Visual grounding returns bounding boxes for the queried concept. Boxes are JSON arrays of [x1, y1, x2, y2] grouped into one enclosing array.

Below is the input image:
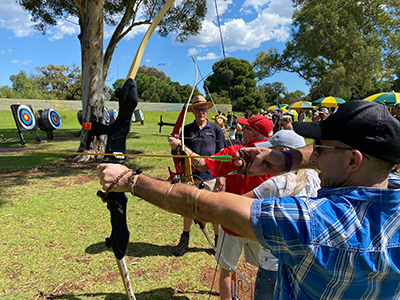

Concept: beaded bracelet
[[107, 169, 132, 194]]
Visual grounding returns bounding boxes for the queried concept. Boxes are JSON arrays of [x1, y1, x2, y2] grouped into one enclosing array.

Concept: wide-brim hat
[[187, 95, 214, 112]]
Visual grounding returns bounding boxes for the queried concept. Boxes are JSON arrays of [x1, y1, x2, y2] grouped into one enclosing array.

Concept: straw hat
[[187, 95, 214, 112]]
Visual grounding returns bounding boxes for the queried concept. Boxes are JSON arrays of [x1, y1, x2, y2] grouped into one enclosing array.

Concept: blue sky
[[0, 0, 310, 96]]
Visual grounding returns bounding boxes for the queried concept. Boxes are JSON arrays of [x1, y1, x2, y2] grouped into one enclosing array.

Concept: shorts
[[214, 228, 260, 270], [254, 267, 277, 300]]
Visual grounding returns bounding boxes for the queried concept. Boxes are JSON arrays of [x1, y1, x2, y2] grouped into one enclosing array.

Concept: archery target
[[138, 109, 145, 121], [104, 107, 110, 124], [110, 109, 118, 124], [131, 110, 145, 123], [42, 108, 61, 130], [17, 105, 36, 131]]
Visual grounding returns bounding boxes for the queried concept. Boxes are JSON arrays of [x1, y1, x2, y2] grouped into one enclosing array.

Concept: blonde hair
[[285, 169, 309, 196], [280, 115, 292, 123]]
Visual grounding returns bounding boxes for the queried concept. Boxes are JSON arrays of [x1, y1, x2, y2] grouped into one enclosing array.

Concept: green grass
[[3, 109, 319, 299], [0, 109, 237, 300]]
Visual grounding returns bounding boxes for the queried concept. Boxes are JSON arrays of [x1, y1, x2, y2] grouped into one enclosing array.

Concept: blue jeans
[[254, 267, 277, 300]]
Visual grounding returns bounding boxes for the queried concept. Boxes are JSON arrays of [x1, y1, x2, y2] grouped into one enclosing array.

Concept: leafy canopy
[[205, 57, 265, 112], [253, 0, 400, 97]]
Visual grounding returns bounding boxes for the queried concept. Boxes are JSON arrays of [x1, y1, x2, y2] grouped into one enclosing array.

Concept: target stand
[[35, 108, 62, 140], [132, 109, 145, 125], [109, 109, 119, 125], [10, 104, 41, 145], [78, 108, 111, 125]]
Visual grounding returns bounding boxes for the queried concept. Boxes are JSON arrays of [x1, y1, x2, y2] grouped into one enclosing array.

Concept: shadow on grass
[[46, 287, 199, 299], [0, 128, 140, 147], [0, 128, 82, 145], [86, 241, 213, 258], [0, 152, 152, 208]]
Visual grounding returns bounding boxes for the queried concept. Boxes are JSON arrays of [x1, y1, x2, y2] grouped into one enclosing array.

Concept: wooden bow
[[83, 1, 177, 298]]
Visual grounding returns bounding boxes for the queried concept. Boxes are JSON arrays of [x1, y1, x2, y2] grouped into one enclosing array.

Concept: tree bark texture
[[79, 0, 106, 155]]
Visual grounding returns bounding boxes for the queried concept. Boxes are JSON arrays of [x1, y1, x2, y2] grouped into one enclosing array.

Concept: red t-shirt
[[205, 141, 273, 236]]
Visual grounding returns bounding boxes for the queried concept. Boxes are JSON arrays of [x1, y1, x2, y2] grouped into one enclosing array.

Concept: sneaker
[[173, 233, 190, 256]]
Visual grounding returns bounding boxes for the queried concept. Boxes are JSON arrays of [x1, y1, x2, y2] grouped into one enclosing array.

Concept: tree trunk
[[103, 1, 136, 84], [78, 0, 106, 158]]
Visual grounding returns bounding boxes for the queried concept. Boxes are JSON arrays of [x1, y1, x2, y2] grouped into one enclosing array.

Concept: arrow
[[33, 150, 238, 162]]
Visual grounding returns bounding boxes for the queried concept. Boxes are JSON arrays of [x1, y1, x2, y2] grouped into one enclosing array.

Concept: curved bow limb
[[126, 0, 176, 80], [84, 1, 177, 298]]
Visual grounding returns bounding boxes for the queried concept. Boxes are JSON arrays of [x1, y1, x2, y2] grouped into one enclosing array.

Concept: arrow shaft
[[33, 150, 237, 162]]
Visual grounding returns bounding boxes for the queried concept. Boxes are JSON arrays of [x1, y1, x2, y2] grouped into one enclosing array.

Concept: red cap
[[237, 115, 273, 137]]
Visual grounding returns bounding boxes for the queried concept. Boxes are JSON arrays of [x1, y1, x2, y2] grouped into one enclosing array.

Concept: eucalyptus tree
[[17, 0, 207, 153]]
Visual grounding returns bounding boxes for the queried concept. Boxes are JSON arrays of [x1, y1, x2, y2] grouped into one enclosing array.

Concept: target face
[[47, 108, 61, 130], [131, 112, 136, 122], [104, 108, 110, 124], [109, 109, 118, 124], [17, 105, 36, 131], [139, 110, 145, 121]]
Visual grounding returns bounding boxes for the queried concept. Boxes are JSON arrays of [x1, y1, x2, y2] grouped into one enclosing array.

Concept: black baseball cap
[[293, 100, 400, 164]]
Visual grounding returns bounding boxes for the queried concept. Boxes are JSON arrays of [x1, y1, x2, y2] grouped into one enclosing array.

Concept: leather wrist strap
[[282, 150, 292, 173]]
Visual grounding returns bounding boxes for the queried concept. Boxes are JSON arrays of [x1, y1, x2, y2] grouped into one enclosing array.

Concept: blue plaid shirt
[[251, 176, 400, 300]]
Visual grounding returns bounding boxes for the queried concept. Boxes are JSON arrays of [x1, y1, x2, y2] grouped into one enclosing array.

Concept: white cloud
[[197, 52, 220, 61], [123, 24, 149, 40], [242, 0, 294, 17], [145, 59, 151, 63], [184, 0, 293, 52], [188, 47, 199, 56], [205, 0, 233, 20], [0, 1, 80, 40], [264, 0, 295, 18], [1, 49, 13, 55], [48, 17, 79, 41], [0, 2, 35, 37], [11, 59, 31, 65], [242, 0, 270, 13]]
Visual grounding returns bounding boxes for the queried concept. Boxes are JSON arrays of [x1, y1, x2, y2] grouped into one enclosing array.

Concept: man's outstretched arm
[[97, 163, 255, 240]]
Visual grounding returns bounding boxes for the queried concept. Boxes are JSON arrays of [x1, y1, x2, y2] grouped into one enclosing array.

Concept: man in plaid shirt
[[98, 100, 400, 299], [242, 100, 400, 299]]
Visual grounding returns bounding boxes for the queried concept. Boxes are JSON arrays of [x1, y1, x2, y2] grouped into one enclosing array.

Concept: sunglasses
[[193, 108, 208, 113], [313, 143, 369, 159]]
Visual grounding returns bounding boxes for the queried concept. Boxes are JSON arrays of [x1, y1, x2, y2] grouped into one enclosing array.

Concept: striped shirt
[[251, 181, 400, 300]]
